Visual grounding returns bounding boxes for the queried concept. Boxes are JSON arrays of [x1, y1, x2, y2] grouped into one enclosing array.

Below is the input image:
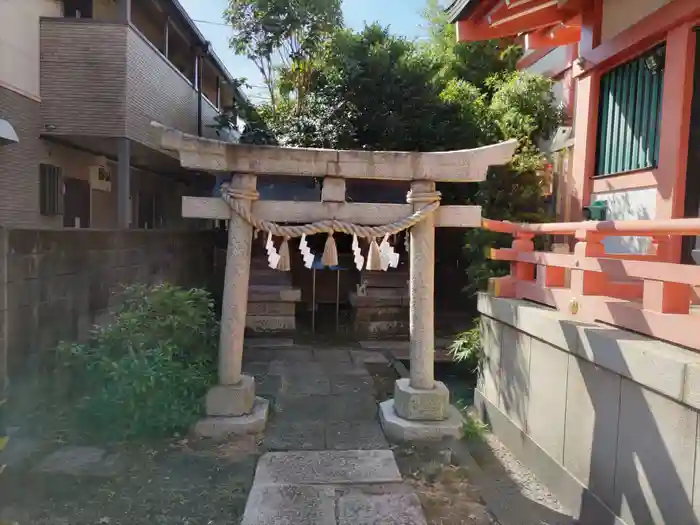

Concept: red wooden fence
[[483, 218, 700, 351]]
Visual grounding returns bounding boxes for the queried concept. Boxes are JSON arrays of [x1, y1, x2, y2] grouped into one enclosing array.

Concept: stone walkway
[[240, 344, 429, 525]]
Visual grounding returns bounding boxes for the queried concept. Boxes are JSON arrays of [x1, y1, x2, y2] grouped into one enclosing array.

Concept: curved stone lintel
[[151, 121, 517, 182]]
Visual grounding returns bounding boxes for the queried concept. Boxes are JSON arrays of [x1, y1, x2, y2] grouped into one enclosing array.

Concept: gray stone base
[[379, 399, 462, 442], [194, 397, 269, 438], [206, 375, 256, 417], [393, 378, 450, 421]]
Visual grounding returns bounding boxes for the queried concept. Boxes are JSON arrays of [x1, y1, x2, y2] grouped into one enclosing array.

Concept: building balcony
[[39, 17, 223, 170]]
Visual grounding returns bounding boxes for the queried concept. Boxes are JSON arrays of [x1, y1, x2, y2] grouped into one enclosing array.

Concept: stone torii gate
[[153, 122, 516, 441]]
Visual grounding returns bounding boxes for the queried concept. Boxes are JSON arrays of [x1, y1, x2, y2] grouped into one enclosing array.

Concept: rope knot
[[224, 183, 260, 202], [406, 189, 441, 205]]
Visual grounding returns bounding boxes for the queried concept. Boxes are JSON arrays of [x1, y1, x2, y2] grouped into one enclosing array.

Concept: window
[[62, 0, 93, 18], [39, 164, 64, 216], [596, 45, 666, 177]]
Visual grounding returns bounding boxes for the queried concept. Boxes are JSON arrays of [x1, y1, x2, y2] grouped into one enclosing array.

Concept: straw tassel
[[276, 237, 291, 271], [366, 237, 383, 271], [322, 232, 338, 267]]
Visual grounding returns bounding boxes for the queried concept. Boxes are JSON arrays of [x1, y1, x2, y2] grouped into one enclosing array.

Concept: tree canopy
[[227, 0, 563, 297], [224, 0, 342, 109]]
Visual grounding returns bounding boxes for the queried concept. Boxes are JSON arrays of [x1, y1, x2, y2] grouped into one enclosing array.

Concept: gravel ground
[[394, 442, 499, 525], [459, 430, 578, 525]]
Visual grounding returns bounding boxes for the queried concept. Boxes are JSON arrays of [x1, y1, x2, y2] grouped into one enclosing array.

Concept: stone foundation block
[[247, 302, 296, 316], [393, 378, 450, 421], [195, 397, 269, 438], [206, 375, 256, 417], [246, 315, 296, 332], [379, 399, 462, 442]]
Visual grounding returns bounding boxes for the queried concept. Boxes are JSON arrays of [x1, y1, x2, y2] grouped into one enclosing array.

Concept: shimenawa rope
[[220, 185, 441, 239]]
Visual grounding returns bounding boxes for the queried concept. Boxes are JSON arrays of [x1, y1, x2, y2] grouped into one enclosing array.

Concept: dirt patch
[[367, 366, 496, 525], [366, 362, 399, 403], [0, 436, 260, 525], [394, 443, 497, 525]]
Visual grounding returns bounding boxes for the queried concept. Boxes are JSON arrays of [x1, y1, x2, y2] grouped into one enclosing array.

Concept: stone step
[[249, 285, 302, 303], [250, 270, 294, 287], [241, 485, 427, 525], [241, 450, 426, 525], [349, 292, 408, 308], [254, 450, 401, 485], [244, 338, 294, 348], [360, 271, 409, 289], [246, 315, 295, 332]]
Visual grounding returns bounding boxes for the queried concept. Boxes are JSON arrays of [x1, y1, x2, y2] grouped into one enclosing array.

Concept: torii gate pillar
[[378, 180, 463, 441], [194, 173, 269, 438]]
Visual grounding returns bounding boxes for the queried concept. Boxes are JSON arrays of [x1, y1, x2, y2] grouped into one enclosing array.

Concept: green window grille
[[596, 45, 666, 177]]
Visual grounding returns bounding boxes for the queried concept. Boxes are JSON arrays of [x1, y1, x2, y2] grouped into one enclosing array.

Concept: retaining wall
[[0, 228, 217, 383], [477, 292, 700, 525]]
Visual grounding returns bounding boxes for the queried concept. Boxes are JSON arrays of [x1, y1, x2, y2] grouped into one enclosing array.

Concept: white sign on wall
[[89, 165, 112, 192]]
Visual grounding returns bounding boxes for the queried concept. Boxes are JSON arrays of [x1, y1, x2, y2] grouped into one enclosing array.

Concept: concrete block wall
[[477, 293, 700, 525], [0, 228, 217, 381]]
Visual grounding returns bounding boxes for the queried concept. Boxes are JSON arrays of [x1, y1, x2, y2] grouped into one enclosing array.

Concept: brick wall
[[0, 228, 218, 381], [0, 86, 61, 229], [40, 18, 128, 137], [126, 27, 199, 148], [39, 18, 218, 147], [0, 228, 6, 391]]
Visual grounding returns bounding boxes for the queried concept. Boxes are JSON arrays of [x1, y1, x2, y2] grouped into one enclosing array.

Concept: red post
[[571, 231, 607, 296]]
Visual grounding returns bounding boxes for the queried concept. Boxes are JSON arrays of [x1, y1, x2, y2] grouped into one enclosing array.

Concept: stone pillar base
[[379, 399, 462, 442], [393, 378, 450, 421], [206, 375, 258, 417], [194, 375, 269, 438], [194, 397, 269, 439]]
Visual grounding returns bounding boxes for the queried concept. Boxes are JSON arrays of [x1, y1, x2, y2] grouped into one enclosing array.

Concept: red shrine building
[[448, 0, 700, 264]]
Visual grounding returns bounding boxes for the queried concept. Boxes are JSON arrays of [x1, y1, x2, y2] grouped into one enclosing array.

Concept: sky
[[178, 0, 443, 102]]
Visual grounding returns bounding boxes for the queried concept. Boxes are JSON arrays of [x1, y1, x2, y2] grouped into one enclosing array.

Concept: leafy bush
[[58, 284, 218, 441], [462, 413, 489, 441], [448, 325, 483, 373]]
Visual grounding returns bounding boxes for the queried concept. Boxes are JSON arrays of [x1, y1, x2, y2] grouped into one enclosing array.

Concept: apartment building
[[0, 0, 242, 229]]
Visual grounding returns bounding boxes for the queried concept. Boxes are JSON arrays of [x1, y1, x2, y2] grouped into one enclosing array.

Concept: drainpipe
[[164, 18, 170, 59], [196, 53, 203, 137]]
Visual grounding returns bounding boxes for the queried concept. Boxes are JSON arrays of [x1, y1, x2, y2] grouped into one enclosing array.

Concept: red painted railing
[[482, 218, 700, 351]]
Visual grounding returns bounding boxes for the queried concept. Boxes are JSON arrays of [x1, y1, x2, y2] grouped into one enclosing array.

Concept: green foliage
[[420, 0, 521, 88], [249, 0, 562, 300], [461, 72, 562, 293], [487, 71, 562, 143], [461, 414, 489, 440], [449, 326, 483, 372], [266, 24, 480, 152], [224, 0, 343, 108], [58, 284, 218, 441]]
